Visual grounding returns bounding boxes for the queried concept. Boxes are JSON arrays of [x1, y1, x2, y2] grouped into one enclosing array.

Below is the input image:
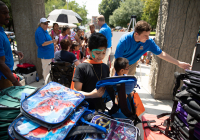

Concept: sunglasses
[[43, 22, 49, 25]]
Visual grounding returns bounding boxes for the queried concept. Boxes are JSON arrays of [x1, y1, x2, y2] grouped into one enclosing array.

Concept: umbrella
[[115, 26, 122, 30], [47, 9, 82, 23], [48, 20, 77, 28]]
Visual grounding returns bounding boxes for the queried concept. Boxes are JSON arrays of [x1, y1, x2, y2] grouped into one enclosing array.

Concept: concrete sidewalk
[[14, 60, 173, 139]]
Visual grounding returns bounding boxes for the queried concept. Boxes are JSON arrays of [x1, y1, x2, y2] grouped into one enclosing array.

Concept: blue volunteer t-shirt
[[0, 26, 14, 80], [35, 26, 54, 59], [115, 32, 162, 65], [99, 23, 112, 48]]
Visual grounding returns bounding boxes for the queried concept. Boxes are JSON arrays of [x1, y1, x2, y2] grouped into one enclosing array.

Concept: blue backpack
[[96, 76, 141, 125]]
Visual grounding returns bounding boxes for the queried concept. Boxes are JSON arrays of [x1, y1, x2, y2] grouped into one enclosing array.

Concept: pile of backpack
[[7, 81, 141, 140], [142, 70, 200, 140], [0, 86, 37, 140]]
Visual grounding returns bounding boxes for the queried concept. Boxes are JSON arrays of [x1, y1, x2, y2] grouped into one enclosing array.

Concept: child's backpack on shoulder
[[96, 76, 145, 126]]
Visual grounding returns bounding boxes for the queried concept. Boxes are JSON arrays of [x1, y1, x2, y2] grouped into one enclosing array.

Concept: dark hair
[[62, 25, 70, 33], [88, 33, 107, 51], [53, 23, 58, 29], [0, 1, 6, 7], [114, 57, 129, 73], [71, 41, 79, 51], [135, 21, 151, 35], [60, 39, 70, 50]]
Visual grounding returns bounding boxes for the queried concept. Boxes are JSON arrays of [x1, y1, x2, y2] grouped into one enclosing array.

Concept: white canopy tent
[[48, 20, 77, 28]]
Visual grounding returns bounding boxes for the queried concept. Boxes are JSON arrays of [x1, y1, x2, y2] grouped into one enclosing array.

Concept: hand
[[13, 81, 22, 86], [14, 51, 24, 60], [96, 87, 106, 98], [178, 61, 192, 70], [53, 39, 58, 44]]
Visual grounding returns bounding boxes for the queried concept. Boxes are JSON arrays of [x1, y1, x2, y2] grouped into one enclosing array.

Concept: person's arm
[[42, 39, 57, 46], [68, 35, 72, 45], [74, 60, 80, 66], [12, 50, 24, 60], [75, 34, 80, 43], [0, 56, 21, 86], [74, 81, 105, 98], [157, 51, 192, 70]]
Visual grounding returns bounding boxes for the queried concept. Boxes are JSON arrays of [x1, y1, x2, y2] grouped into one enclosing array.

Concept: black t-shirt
[[54, 50, 78, 63], [73, 62, 110, 110]]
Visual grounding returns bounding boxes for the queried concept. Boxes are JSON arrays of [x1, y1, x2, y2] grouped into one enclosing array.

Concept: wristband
[[12, 79, 18, 84]]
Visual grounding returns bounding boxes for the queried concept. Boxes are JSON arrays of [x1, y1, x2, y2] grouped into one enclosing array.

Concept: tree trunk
[[149, 0, 200, 99], [10, 0, 46, 79]]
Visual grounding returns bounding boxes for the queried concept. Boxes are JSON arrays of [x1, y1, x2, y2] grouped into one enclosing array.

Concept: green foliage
[[109, 0, 144, 27], [98, 0, 121, 26], [45, 0, 66, 17], [141, 0, 160, 29], [45, 0, 88, 25], [62, 0, 88, 25]]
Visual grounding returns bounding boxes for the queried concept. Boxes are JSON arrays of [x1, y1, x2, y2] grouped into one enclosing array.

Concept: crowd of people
[[0, 1, 192, 110]]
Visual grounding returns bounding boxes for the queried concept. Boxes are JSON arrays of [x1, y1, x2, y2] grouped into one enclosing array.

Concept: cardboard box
[[22, 71, 36, 85]]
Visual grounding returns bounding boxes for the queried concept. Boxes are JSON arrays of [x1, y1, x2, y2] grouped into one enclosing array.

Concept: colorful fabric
[[83, 59, 103, 64], [21, 82, 85, 124], [70, 31, 76, 41], [84, 115, 139, 140], [72, 50, 80, 60], [14, 107, 86, 140], [115, 32, 162, 65]]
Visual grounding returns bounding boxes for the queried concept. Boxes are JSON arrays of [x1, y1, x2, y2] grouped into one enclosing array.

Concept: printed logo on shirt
[[138, 46, 143, 50]]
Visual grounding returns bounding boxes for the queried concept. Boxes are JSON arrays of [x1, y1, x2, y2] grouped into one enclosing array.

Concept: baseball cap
[[40, 18, 50, 23]]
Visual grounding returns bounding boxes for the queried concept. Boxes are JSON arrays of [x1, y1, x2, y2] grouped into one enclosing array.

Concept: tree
[[109, 0, 144, 27], [45, 0, 66, 17], [62, 0, 88, 25], [141, 0, 160, 29], [98, 0, 121, 26], [10, 0, 45, 78], [149, 0, 200, 99]]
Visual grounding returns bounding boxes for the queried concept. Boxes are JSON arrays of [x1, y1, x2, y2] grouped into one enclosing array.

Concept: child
[[114, 57, 129, 76], [73, 33, 109, 110], [71, 41, 81, 61]]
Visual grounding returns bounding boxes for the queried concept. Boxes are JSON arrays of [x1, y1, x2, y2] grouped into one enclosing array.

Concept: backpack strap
[[117, 83, 141, 125], [105, 85, 119, 115], [66, 125, 105, 138]]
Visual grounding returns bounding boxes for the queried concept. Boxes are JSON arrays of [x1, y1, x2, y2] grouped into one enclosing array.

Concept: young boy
[[114, 57, 129, 76], [73, 33, 110, 110]]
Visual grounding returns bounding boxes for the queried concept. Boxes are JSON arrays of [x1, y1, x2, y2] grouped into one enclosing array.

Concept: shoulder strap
[[66, 125, 105, 138], [117, 83, 141, 125]]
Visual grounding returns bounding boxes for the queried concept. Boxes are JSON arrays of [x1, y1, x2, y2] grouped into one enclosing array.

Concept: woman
[[35, 18, 57, 81], [57, 26, 72, 51], [50, 23, 61, 40]]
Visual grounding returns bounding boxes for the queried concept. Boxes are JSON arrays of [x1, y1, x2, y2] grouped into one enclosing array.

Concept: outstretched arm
[[157, 51, 192, 70], [74, 81, 105, 98]]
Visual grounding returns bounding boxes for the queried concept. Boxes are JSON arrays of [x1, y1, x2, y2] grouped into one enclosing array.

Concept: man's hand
[[13, 80, 22, 86], [178, 61, 192, 70], [13, 50, 24, 60], [96, 87, 106, 98]]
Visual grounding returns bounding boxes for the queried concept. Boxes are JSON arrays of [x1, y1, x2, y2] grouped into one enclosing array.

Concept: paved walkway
[[14, 60, 173, 139]]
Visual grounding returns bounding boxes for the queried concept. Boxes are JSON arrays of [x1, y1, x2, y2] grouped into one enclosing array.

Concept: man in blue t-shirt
[[115, 21, 191, 75], [98, 15, 112, 65], [0, 1, 24, 89]]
